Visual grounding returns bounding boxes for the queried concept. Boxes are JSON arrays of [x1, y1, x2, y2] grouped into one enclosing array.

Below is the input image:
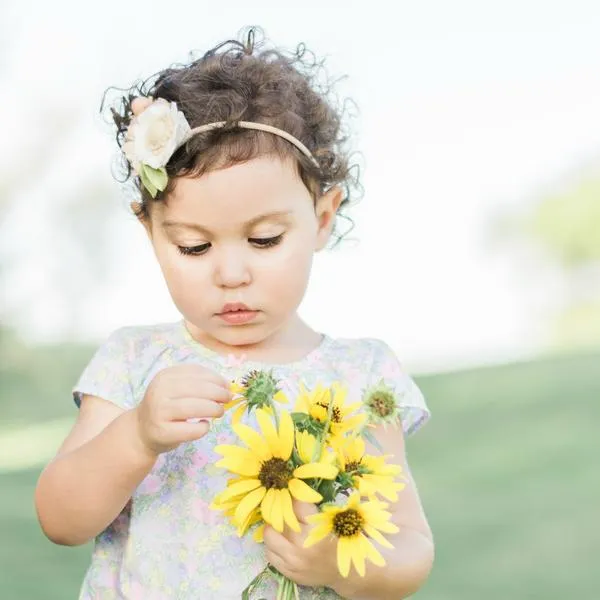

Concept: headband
[[122, 98, 319, 198]]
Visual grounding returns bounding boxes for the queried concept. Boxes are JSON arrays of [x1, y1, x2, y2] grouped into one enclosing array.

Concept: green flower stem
[[311, 389, 337, 496]]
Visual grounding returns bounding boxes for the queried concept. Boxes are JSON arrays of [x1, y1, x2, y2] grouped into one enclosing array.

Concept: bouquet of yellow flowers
[[210, 370, 406, 599]]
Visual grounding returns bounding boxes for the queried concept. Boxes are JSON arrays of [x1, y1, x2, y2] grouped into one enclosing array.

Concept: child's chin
[[216, 326, 268, 348]]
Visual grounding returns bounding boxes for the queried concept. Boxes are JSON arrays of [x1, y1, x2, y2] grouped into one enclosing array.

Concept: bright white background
[[2, 0, 599, 372]]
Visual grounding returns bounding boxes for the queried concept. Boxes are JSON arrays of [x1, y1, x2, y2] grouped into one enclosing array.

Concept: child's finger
[[292, 499, 318, 524], [169, 380, 232, 403], [155, 364, 231, 391], [172, 419, 212, 442], [168, 398, 225, 421], [263, 524, 295, 557]]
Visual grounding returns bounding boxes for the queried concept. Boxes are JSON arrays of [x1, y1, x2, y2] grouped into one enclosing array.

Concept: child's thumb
[[292, 499, 319, 524]]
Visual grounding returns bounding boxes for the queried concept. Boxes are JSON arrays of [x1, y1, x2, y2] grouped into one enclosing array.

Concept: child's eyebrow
[[162, 211, 294, 235]]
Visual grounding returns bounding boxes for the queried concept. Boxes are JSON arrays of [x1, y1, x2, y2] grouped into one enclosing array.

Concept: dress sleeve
[[72, 327, 136, 410], [368, 339, 431, 436]]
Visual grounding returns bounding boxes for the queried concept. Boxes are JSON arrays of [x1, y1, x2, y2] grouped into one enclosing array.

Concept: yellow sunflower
[[304, 492, 399, 577], [213, 408, 338, 534], [227, 370, 288, 425], [294, 383, 366, 443], [335, 436, 406, 502]]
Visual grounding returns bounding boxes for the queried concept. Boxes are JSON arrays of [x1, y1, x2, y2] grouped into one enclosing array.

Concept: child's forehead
[[159, 156, 312, 226], [175, 155, 302, 195]]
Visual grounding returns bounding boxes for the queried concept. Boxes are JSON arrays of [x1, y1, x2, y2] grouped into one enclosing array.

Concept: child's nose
[[213, 248, 251, 288]]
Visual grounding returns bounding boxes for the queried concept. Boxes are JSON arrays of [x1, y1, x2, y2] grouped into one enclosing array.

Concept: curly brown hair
[[102, 27, 361, 243]]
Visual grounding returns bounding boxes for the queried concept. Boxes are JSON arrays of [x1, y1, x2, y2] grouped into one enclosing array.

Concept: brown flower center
[[241, 370, 261, 388], [258, 458, 293, 490], [368, 393, 395, 417], [333, 509, 364, 537], [345, 460, 362, 473], [316, 401, 342, 423]]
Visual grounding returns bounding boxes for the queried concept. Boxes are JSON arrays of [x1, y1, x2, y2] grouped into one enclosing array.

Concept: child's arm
[[35, 364, 230, 546], [35, 396, 155, 546], [262, 424, 434, 599]]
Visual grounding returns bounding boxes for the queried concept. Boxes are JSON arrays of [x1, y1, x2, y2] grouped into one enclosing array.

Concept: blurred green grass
[[1, 341, 597, 599]]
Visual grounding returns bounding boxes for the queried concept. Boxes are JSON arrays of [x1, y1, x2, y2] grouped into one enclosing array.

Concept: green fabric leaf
[[139, 167, 158, 198], [141, 164, 168, 194]]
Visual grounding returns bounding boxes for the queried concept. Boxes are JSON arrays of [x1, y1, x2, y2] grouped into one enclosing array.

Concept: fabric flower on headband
[[122, 98, 191, 198]]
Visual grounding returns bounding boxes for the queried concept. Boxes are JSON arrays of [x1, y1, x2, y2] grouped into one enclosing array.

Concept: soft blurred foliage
[[495, 161, 600, 350], [523, 171, 600, 267]]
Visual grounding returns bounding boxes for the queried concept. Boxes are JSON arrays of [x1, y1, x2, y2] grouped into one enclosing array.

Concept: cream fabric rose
[[123, 99, 191, 171]]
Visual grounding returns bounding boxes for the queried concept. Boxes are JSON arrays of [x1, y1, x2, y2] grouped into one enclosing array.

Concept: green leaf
[[291, 412, 309, 426], [141, 164, 168, 192], [317, 478, 336, 502], [139, 167, 158, 198]]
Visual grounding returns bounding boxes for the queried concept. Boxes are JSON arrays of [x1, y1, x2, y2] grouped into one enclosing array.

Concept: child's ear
[[315, 186, 343, 251], [132, 202, 153, 238]]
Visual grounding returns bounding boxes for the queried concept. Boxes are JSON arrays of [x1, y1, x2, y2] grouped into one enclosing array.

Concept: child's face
[[145, 155, 341, 349]]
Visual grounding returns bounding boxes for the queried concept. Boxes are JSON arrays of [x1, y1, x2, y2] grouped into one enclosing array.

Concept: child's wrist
[[329, 572, 364, 599], [120, 410, 160, 464]]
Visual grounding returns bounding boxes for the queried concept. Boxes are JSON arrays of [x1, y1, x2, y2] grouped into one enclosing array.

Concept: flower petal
[[274, 390, 288, 404], [277, 410, 294, 460], [304, 522, 332, 548], [214, 478, 262, 503], [280, 488, 301, 532], [341, 414, 368, 430], [232, 403, 247, 426], [306, 510, 336, 525], [348, 437, 365, 462], [363, 525, 394, 549], [233, 486, 266, 529], [253, 523, 265, 543], [224, 396, 244, 410], [288, 478, 323, 503], [269, 489, 284, 532], [214, 446, 261, 471], [361, 535, 386, 568], [261, 488, 276, 523], [350, 535, 366, 577], [337, 536, 352, 578], [215, 456, 260, 477], [230, 382, 245, 394], [296, 430, 318, 464], [294, 462, 338, 480], [236, 507, 261, 537], [256, 409, 281, 457], [232, 423, 271, 460], [342, 401, 362, 415]]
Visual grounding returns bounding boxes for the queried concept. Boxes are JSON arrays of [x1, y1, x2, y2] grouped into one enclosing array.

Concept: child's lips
[[220, 302, 251, 313], [217, 310, 259, 325]]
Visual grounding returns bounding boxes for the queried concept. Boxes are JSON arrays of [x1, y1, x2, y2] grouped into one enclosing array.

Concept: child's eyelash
[[177, 243, 211, 256], [176, 235, 283, 257], [249, 234, 284, 248]]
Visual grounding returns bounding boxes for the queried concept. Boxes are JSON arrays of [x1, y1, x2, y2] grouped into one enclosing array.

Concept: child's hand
[[263, 501, 342, 590], [134, 365, 231, 456]]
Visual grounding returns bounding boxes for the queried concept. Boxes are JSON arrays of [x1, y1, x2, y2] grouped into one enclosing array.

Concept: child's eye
[[177, 243, 211, 256], [249, 234, 284, 249]]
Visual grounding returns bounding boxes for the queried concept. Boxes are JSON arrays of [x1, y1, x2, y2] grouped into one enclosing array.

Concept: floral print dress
[[73, 321, 430, 599]]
